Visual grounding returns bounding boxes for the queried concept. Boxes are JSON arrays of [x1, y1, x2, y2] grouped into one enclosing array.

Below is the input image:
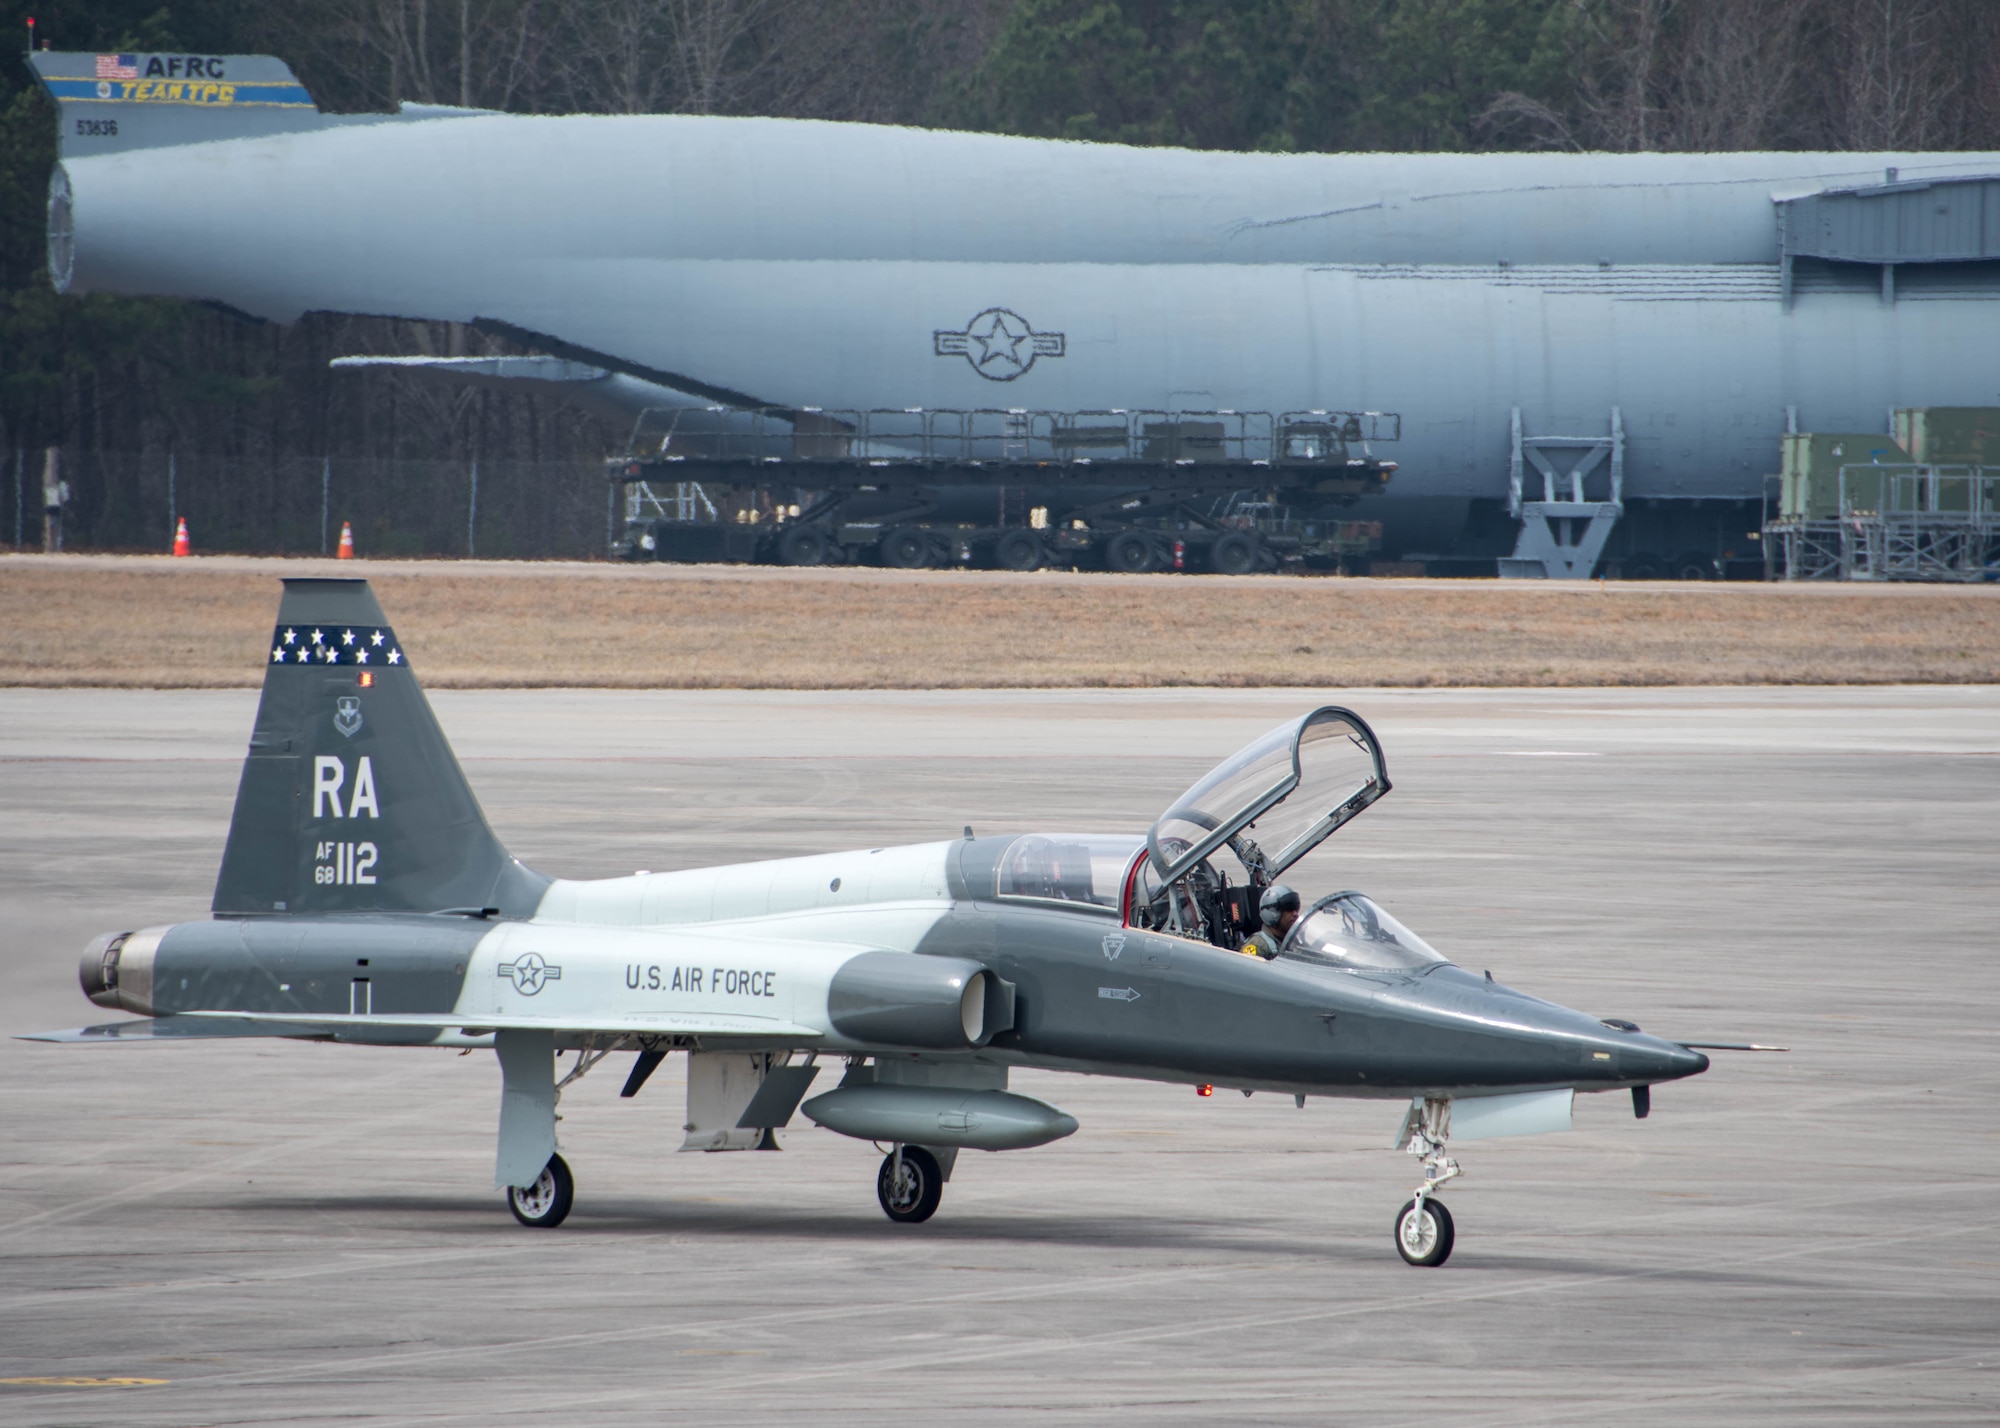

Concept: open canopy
[[1147, 707, 1390, 885]]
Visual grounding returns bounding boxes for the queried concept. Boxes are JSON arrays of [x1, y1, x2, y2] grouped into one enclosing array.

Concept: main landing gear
[[1396, 1098, 1462, 1267], [507, 1152, 575, 1228], [876, 1145, 944, 1224]]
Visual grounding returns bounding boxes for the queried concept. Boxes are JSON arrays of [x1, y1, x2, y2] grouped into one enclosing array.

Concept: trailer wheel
[[995, 531, 1044, 572], [1210, 532, 1260, 576], [779, 526, 830, 567], [1106, 531, 1158, 574], [1623, 553, 1663, 581], [1672, 551, 1716, 581], [880, 528, 932, 569]]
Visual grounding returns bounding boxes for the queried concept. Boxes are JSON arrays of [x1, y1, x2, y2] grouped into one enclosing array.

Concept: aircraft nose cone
[[1628, 1037, 1708, 1082]]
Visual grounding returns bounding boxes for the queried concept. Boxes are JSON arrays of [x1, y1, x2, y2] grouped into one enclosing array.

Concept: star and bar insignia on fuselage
[[933, 308, 1066, 381]]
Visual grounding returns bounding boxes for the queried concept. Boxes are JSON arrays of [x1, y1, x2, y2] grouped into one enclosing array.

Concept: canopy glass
[[1147, 707, 1389, 885], [1280, 892, 1448, 972]]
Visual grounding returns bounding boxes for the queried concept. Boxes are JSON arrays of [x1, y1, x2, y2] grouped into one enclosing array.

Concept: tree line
[[3, 0, 1996, 554]]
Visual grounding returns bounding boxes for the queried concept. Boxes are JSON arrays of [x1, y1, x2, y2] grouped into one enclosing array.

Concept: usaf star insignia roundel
[[934, 308, 1066, 381]]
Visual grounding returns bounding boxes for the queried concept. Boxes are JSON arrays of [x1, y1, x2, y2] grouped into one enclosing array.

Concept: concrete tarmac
[[2, 686, 1997, 1425]]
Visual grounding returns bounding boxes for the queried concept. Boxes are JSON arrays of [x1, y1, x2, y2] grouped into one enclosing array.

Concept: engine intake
[[827, 952, 1012, 1049]]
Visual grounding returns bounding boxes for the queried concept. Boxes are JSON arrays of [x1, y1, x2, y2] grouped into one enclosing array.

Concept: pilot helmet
[[1259, 883, 1301, 928]]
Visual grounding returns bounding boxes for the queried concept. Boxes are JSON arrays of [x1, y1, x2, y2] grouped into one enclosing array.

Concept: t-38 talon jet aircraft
[[26, 578, 1746, 1266]]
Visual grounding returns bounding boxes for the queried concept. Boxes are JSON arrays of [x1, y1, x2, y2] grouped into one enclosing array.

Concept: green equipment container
[[1892, 408, 2000, 466], [1778, 433, 1909, 519]]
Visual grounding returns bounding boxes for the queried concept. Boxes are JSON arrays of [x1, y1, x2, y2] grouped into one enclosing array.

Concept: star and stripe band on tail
[[269, 625, 405, 667]]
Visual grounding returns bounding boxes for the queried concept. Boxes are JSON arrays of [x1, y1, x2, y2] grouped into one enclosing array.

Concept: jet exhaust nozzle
[[801, 1085, 1078, 1151], [77, 927, 165, 1013]]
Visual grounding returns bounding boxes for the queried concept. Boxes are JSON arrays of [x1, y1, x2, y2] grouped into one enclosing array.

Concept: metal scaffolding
[[1765, 464, 2000, 581]]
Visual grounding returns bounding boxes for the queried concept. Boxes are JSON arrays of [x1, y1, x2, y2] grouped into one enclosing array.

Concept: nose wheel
[[1394, 1196, 1455, 1266], [506, 1153, 574, 1228], [876, 1145, 943, 1223], [1394, 1096, 1463, 1266]]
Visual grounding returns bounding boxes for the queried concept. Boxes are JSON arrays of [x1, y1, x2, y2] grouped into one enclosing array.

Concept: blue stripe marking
[[43, 78, 315, 107]]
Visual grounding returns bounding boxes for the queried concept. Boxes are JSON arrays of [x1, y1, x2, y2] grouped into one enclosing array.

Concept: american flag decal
[[269, 625, 406, 668], [95, 54, 139, 80]]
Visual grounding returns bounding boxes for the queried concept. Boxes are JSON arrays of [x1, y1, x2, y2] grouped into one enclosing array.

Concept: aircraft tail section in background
[[212, 578, 548, 919], [26, 52, 333, 160]]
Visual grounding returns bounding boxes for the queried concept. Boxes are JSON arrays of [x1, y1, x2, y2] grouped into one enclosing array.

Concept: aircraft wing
[[328, 355, 701, 424], [20, 1010, 823, 1043]]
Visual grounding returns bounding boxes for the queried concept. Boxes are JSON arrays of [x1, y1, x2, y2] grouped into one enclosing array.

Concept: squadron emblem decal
[[498, 952, 562, 996], [333, 695, 363, 738], [934, 308, 1065, 381]]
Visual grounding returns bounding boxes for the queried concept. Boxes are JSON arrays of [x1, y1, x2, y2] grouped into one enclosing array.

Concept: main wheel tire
[[1673, 551, 1716, 581], [778, 526, 830, 567], [995, 530, 1044, 572], [876, 1146, 944, 1224], [1105, 530, 1158, 574], [1209, 531, 1260, 576], [507, 1153, 575, 1228], [880, 528, 932, 569], [1394, 1196, 1454, 1267]]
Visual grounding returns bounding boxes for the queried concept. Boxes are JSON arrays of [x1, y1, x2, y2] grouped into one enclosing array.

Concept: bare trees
[[248, 0, 1008, 121], [1470, 0, 2000, 154], [1829, 0, 1986, 150]]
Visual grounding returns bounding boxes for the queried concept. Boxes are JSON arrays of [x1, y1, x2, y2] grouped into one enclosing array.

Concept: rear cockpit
[[1132, 707, 1394, 951]]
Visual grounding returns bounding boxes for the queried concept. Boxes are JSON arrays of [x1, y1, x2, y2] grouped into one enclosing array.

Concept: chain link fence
[[2, 448, 615, 559]]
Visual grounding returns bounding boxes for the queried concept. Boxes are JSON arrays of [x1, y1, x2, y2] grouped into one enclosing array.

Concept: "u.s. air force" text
[[625, 965, 777, 997]]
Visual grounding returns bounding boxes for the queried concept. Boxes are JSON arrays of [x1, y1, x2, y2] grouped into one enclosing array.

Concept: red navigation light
[[1196, 1084, 1213, 1097]]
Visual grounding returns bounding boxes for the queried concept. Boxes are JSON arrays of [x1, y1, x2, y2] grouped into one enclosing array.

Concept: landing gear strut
[[876, 1145, 943, 1223], [507, 1152, 575, 1228], [1396, 1097, 1461, 1266]]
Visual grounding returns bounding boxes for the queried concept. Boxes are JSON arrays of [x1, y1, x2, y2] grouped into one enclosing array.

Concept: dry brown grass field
[[3, 554, 1997, 688]]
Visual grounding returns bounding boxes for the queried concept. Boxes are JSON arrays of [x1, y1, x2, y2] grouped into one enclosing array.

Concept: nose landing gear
[[1395, 1196, 1455, 1266], [1395, 1097, 1461, 1266]]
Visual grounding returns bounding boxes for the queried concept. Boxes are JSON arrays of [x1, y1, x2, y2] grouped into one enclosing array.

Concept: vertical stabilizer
[[212, 579, 547, 918], [26, 52, 328, 161]]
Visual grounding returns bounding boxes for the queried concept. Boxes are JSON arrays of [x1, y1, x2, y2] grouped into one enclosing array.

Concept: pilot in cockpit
[[1241, 883, 1300, 959]]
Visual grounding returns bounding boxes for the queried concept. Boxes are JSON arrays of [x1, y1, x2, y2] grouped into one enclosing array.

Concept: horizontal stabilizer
[[18, 1016, 328, 1042]]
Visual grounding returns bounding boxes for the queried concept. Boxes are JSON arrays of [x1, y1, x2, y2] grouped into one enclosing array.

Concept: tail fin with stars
[[212, 578, 548, 918]]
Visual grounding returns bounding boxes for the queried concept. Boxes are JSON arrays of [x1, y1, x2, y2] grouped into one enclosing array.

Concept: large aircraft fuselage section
[[43, 74, 2000, 556]]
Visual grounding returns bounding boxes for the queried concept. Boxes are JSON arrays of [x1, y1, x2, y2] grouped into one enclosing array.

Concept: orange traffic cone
[[172, 517, 190, 557], [336, 521, 355, 559]]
